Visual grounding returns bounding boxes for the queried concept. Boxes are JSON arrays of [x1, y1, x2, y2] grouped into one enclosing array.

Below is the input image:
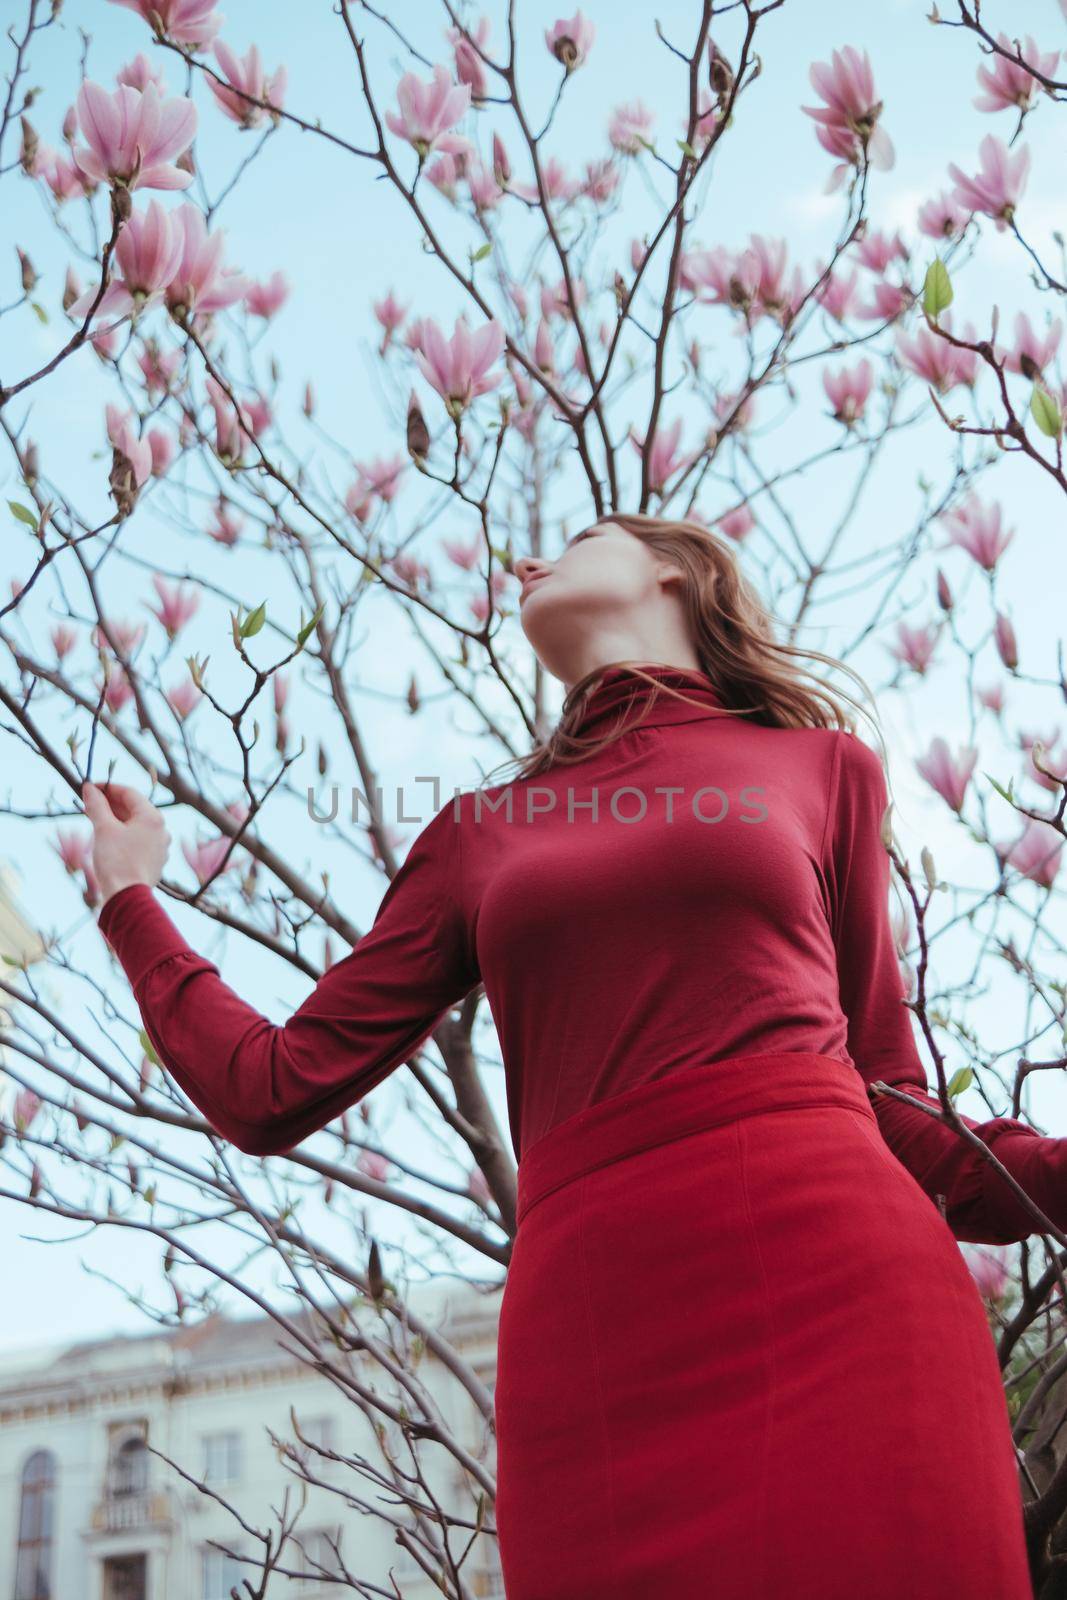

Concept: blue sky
[[1, 0, 1066, 1350]]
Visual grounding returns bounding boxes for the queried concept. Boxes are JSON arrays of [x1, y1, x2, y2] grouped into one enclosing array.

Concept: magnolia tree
[[2, 0, 1067, 1592]]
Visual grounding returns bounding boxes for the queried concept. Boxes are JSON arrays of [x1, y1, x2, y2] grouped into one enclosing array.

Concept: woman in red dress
[[86, 513, 1061, 1598]]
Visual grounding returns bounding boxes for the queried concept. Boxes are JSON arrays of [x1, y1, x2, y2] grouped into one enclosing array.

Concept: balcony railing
[[90, 1489, 174, 1534]]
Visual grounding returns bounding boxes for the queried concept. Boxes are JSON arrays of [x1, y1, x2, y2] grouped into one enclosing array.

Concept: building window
[[296, 1530, 340, 1593], [110, 1435, 149, 1498], [101, 1552, 147, 1600], [201, 1431, 243, 1486], [201, 1547, 244, 1600], [294, 1414, 335, 1473], [14, 1449, 56, 1600]]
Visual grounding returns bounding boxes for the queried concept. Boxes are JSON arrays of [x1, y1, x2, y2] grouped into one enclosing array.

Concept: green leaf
[[922, 258, 953, 320], [1030, 383, 1063, 438], [8, 500, 38, 530], [947, 1066, 973, 1099], [239, 600, 267, 638], [296, 600, 325, 650], [471, 241, 492, 263], [983, 769, 1014, 804]]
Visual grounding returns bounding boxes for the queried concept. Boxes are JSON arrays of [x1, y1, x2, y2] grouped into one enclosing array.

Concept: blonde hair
[[485, 512, 891, 786]]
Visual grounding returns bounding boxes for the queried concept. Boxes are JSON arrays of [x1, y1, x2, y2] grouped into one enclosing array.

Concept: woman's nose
[[514, 555, 552, 583]]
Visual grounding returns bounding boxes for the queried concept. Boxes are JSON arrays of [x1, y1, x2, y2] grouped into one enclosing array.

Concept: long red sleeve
[[827, 729, 1067, 1245], [96, 801, 480, 1155]]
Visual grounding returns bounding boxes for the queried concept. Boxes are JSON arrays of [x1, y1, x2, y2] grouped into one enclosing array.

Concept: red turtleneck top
[[97, 664, 1067, 1244]]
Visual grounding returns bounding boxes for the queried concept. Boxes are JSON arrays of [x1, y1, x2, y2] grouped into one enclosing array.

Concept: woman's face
[[514, 520, 684, 682]]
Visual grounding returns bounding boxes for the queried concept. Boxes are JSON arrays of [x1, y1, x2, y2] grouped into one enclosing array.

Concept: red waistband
[[515, 1051, 875, 1227]]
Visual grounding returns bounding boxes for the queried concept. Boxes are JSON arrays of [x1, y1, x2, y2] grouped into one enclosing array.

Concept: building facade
[[0, 1284, 504, 1600]]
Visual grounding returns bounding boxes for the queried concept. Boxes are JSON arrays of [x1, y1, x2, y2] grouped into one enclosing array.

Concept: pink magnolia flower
[[344, 480, 374, 524], [116, 52, 168, 96], [582, 156, 619, 203], [164, 203, 251, 319], [1002, 311, 1062, 379], [51, 624, 78, 660], [856, 279, 912, 322], [92, 618, 146, 657], [994, 611, 1018, 671], [102, 663, 135, 714], [1001, 817, 1062, 889], [69, 198, 185, 323], [815, 266, 861, 323], [41, 150, 94, 203], [106, 403, 153, 488], [106, 0, 222, 49], [609, 100, 655, 155], [208, 497, 243, 546], [889, 621, 939, 675], [915, 737, 978, 813], [204, 372, 249, 461], [941, 495, 1014, 571], [803, 46, 895, 187], [243, 393, 272, 436], [147, 573, 200, 638], [690, 88, 721, 152], [717, 504, 755, 542], [355, 1148, 392, 1183], [147, 427, 174, 476], [54, 827, 92, 875], [896, 315, 978, 392], [182, 835, 237, 885], [822, 357, 873, 426], [385, 64, 472, 160], [12, 1088, 43, 1134], [852, 229, 908, 274], [467, 157, 504, 210], [138, 342, 181, 396], [373, 290, 408, 352], [917, 190, 970, 241], [71, 79, 196, 191], [546, 11, 596, 71], [948, 134, 1031, 230], [512, 156, 577, 204], [413, 313, 506, 416], [390, 553, 432, 590], [447, 16, 492, 102], [442, 535, 482, 570], [166, 676, 202, 719], [352, 454, 406, 506], [965, 1244, 1012, 1304], [245, 270, 290, 319], [974, 34, 1059, 114], [208, 40, 287, 128], [629, 418, 697, 493]]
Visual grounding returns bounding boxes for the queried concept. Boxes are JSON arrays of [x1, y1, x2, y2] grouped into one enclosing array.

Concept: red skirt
[[493, 1051, 1032, 1599]]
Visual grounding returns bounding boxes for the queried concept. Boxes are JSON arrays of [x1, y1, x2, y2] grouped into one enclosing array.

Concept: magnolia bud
[[994, 611, 1018, 671], [17, 249, 37, 293], [407, 389, 430, 461], [19, 116, 38, 175]]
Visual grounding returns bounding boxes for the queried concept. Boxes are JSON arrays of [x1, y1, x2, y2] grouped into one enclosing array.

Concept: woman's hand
[[82, 780, 171, 906]]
